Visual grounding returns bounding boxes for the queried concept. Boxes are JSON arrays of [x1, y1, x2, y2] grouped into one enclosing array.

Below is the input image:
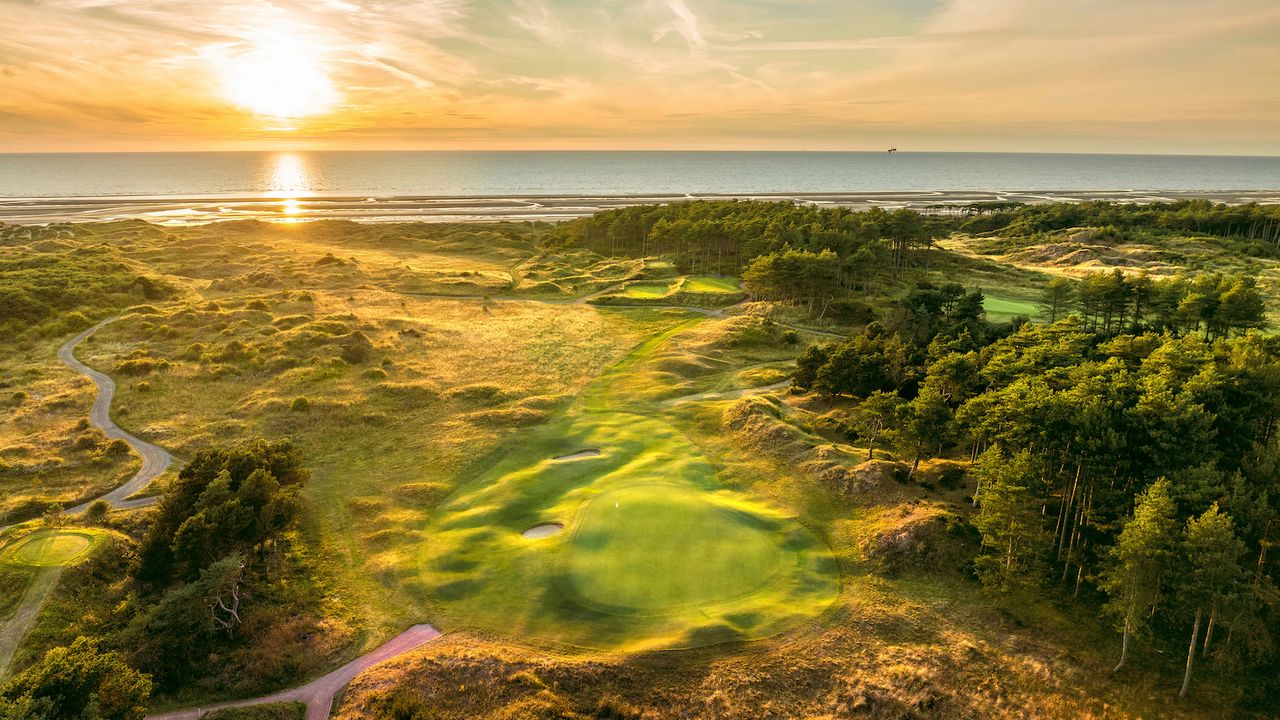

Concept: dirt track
[[145, 624, 441, 720]]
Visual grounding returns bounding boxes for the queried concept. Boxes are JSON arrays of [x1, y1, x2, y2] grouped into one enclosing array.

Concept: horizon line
[[2, 148, 1279, 160]]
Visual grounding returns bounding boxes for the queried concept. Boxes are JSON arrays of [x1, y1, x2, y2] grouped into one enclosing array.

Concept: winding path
[[0, 319, 175, 680], [42, 319, 446, 718], [146, 625, 441, 720], [57, 317, 173, 514]]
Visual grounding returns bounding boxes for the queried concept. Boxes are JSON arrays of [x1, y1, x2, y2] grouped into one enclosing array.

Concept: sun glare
[[220, 34, 336, 120]]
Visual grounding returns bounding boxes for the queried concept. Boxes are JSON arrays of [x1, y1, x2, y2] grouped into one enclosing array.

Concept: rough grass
[[4, 220, 1256, 717], [940, 229, 1280, 325], [74, 282, 684, 648], [0, 335, 140, 521]]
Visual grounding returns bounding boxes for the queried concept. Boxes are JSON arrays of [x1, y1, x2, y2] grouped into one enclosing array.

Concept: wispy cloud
[[0, 0, 1275, 152]]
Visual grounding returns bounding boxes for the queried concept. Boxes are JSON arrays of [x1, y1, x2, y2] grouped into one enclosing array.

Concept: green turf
[[617, 280, 678, 299], [681, 276, 740, 294], [417, 317, 839, 650], [568, 484, 784, 613], [3, 529, 103, 567], [984, 294, 1041, 321]]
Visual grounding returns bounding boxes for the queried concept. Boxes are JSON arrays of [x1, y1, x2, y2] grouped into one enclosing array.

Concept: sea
[[0, 151, 1276, 225]]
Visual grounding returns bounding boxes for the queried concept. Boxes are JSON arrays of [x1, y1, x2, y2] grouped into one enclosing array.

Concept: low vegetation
[[3, 202, 1279, 719]]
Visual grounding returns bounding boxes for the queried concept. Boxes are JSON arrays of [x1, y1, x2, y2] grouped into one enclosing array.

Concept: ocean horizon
[[1, 150, 1277, 224]]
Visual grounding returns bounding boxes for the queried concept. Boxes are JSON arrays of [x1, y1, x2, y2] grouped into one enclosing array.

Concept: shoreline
[[1, 189, 1277, 226]]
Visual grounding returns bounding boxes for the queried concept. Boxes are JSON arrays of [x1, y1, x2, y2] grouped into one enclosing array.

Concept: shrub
[[115, 358, 169, 376], [290, 397, 311, 413], [338, 331, 375, 364], [85, 499, 110, 523], [73, 434, 101, 451]]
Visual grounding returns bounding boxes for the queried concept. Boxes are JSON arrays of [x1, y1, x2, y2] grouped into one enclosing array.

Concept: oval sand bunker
[[522, 523, 564, 539]]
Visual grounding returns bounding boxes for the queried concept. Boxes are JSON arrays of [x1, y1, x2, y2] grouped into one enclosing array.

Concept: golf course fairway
[[419, 316, 839, 650]]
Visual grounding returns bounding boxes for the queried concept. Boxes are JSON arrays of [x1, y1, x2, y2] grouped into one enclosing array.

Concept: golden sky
[[1, 0, 1277, 153]]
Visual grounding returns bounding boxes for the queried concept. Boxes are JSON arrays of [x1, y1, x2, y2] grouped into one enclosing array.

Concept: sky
[[1, 0, 1277, 154]]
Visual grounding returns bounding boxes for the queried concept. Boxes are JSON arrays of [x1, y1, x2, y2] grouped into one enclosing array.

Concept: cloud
[[0, 0, 1275, 152]]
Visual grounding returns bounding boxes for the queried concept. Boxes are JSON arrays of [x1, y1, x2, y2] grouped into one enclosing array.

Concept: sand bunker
[[522, 523, 564, 539], [553, 449, 601, 461]]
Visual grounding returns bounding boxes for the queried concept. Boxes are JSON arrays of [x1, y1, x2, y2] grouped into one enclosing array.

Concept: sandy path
[[146, 624, 441, 720], [58, 317, 173, 514], [0, 567, 62, 679]]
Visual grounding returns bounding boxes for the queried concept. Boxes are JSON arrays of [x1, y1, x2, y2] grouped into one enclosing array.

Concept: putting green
[[567, 484, 784, 613], [617, 280, 677, 299], [984, 294, 1040, 321], [682, 276, 740, 294], [5, 530, 98, 567]]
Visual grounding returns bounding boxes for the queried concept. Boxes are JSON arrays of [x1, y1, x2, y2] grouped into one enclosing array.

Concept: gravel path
[[146, 624, 441, 720], [59, 317, 172, 514]]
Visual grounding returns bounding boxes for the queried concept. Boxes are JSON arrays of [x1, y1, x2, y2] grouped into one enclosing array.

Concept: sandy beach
[[1, 189, 1276, 226]]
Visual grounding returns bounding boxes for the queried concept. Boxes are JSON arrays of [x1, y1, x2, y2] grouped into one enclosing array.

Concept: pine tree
[[1178, 504, 1246, 698], [1100, 478, 1179, 672], [972, 448, 1047, 591]]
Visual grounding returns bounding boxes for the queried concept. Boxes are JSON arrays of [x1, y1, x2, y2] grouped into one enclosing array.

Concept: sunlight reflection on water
[[265, 152, 311, 216]]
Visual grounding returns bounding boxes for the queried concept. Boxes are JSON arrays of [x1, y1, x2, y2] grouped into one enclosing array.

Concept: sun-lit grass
[[682, 275, 741, 293], [76, 280, 686, 642], [0, 335, 140, 522], [617, 280, 678, 299], [3, 529, 104, 567], [983, 294, 1040, 321], [415, 324, 838, 650]]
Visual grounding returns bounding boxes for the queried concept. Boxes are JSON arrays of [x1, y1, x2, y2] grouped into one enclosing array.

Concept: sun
[[219, 35, 337, 120]]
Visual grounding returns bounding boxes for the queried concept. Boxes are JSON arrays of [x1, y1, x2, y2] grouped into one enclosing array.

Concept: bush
[[73, 434, 101, 452], [290, 397, 311, 413], [85, 499, 111, 523], [0, 637, 151, 720], [339, 331, 375, 364]]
